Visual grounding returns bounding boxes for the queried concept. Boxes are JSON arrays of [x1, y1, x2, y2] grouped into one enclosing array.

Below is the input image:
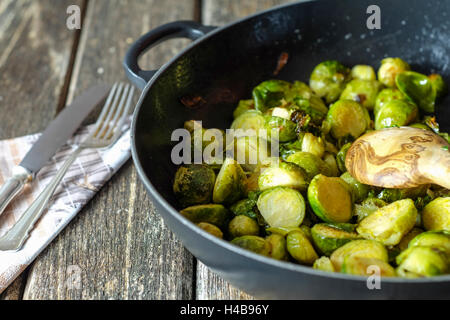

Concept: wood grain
[[0, 0, 83, 299], [23, 0, 197, 300], [196, 0, 295, 300]]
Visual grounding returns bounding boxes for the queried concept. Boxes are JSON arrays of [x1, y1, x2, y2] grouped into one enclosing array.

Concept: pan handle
[[123, 21, 216, 90]]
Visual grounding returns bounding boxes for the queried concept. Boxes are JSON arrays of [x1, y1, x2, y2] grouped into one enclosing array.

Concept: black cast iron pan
[[124, 0, 450, 299]]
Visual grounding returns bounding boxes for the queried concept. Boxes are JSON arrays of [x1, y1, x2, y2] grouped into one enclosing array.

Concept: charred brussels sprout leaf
[[180, 204, 230, 229], [257, 187, 306, 228], [173, 164, 216, 208], [378, 57, 410, 88], [422, 197, 450, 232], [326, 100, 371, 139], [340, 79, 382, 110], [375, 99, 418, 130], [213, 157, 246, 205], [396, 71, 436, 113], [357, 199, 418, 246], [307, 174, 353, 223], [310, 60, 350, 103], [311, 223, 361, 256], [286, 230, 319, 265]]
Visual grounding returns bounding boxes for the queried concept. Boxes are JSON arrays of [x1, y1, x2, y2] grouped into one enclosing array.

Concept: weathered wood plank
[[0, 0, 83, 299], [196, 0, 295, 300], [22, 0, 198, 300]]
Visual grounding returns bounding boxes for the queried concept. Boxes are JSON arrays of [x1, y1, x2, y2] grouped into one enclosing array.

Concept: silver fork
[[0, 82, 135, 251]]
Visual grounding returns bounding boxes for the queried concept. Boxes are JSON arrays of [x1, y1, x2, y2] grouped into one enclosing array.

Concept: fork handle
[[0, 166, 32, 217], [0, 147, 83, 251]]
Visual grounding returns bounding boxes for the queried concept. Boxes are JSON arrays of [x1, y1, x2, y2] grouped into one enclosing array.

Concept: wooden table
[[0, 0, 294, 300]]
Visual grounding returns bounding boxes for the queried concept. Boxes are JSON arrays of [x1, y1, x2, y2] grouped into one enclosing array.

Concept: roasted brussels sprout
[[233, 99, 255, 119], [197, 222, 224, 238], [292, 96, 328, 124], [326, 100, 371, 139], [266, 233, 288, 260], [308, 174, 353, 223], [340, 172, 370, 203], [231, 110, 266, 132], [378, 57, 410, 87], [354, 198, 387, 223], [330, 239, 388, 271], [213, 157, 246, 205], [180, 204, 230, 229], [286, 230, 319, 265], [228, 215, 260, 239], [356, 199, 418, 246], [310, 60, 350, 103], [231, 235, 271, 256], [422, 197, 450, 231], [396, 246, 449, 277], [264, 115, 297, 142], [257, 187, 306, 228], [376, 185, 428, 203], [408, 230, 450, 253], [252, 80, 292, 112], [340, 79, 382, 110], [173, 164, 216, 208], [311, 223, 361, 256], [233, 136, 271, 172], [396, 71, 436, 113], [428, 73, 448, 100], [323, 153, 340, 177], [336, 142, 352, 173], [351, 65, 376, 81], [301, 132, 325, 158], [286, 151, 331, 181], [397, 227, 424, 251], [341, 256, 396, 277], [313, 256, 335, 272], [374, 88, 406, 117], [258, 161, 308, 191], [374, 99, 418, 130]]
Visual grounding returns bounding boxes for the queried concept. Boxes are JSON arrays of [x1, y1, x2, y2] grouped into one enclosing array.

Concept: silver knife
[[0, 84, 111, 216]]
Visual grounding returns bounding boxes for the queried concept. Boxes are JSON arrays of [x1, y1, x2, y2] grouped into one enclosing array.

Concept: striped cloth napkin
[[0, 123, 131, 293]]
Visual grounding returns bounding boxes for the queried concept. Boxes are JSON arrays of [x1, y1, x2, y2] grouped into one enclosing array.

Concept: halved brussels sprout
[[422, 197, 450, 232], [397, 227, 424, 251], [340, 172, 370, 203], [356, 199, 418, 246], [231, 235, 271, 256], [257, 187, 305, 228], [228, 215, 260, 239], [341, 256, 396, 277], [233, 136, 271, 172], [340, 79, 382, 110], [374, 99, 418, 130], [336, 142, 352, 173], [374, 88, 407, 117], [197, 222, 224, 238], [308, 174, 353, 223], [408, 231, 450, 253], [428, 73, 448, 100], [323, 153, 340, 177], [396, 71, 436, 113], [286, 230, 319, 265], [173, 164, 216, 208], [310, 60, 350, 103], [326, 100, 371, 139], [264, 115, 297, 142], [377, 57, 410, 87], [252, 80, 291, 112], [180, 204, 230, 229], [291, 96, 328, 124], [233, 99, 255, 119], [311, 223, 361, 256], [266, 234, 288, 260], [313, 256, 335, 272], [231, 110, 266, 132], [330, 239, 388, 271], [286, 151, 331, 181], [213, 157, 246, 205], [354, 198, 387, 223], [396, 246, 449, 278], [351, 65, 376, 81], [301, 132, 325, 158], [258, 161, 308, 191]]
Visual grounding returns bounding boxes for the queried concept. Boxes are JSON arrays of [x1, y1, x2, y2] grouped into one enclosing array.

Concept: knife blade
[[0, 84, 111, 216]]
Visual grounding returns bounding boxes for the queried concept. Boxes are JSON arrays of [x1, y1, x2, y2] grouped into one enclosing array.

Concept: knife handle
[[0, 166, 32, 216]]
